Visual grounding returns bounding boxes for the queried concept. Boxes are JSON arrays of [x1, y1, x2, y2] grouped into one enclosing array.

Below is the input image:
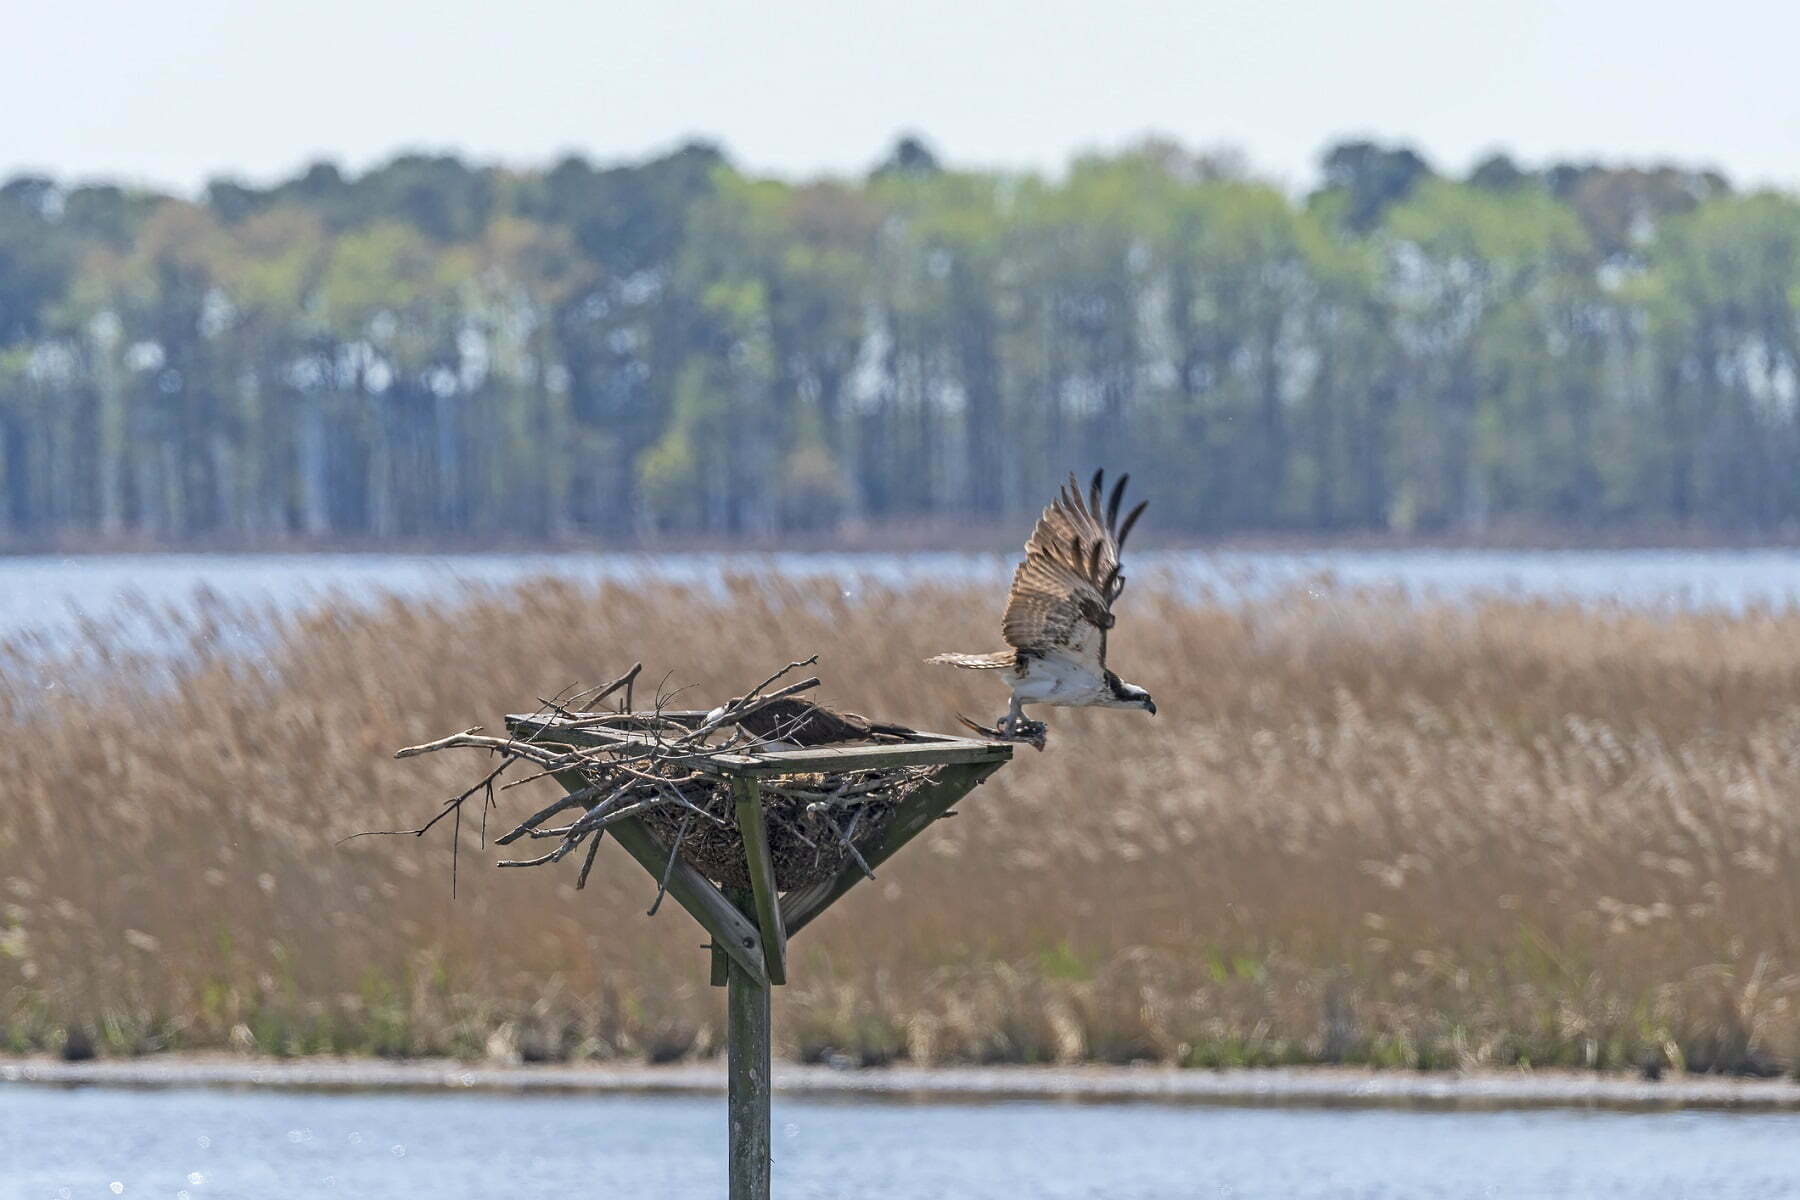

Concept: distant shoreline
[[6, 1057, 1800, 1111], [3, 525, 1799, 559]]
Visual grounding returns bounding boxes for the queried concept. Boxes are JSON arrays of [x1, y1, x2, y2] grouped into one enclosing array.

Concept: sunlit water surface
[[5, 1086, 1800, 1200], [3, 548, 1800, 653]]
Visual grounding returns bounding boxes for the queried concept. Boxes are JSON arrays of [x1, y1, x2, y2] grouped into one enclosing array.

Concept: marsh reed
[[3, 574, 1798, 1075]]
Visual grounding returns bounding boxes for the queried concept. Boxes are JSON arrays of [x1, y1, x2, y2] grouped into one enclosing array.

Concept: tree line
[[0, 136, 1791, 544]]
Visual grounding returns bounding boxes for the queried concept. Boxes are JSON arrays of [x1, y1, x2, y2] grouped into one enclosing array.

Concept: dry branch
[[385, 658, 944, 899]]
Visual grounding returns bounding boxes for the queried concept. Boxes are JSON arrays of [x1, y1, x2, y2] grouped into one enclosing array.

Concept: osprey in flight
[[929, 470, 1154, 748]]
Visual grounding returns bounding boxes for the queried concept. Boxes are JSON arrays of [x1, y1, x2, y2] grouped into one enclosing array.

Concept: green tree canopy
[[3, 140, 1795, 544]]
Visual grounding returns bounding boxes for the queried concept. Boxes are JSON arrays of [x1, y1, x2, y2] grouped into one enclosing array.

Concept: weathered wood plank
[[781, 759, 1007, 934], [506, 712, 1009, 777], [726, 958, 772, 1200], [709, 940, 729, 988], [713, 739, 1013, 776], [601, 811, 768, 987], [732, 779, 787, 986]]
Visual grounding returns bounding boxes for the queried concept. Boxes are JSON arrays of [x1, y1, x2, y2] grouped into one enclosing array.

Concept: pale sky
[[9, 0, 1798, 194]]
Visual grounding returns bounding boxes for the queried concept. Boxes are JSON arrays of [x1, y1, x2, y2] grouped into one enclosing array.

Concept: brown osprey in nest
[[706, 696, 916, 749], [928, 470, 1154, 748]]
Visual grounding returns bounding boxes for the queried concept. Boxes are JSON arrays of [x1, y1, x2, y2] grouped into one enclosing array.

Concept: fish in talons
[[957, 712, 1049, 751]]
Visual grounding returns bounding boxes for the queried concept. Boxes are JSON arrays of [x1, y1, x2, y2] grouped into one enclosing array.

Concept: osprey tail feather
[[927, 651, 1016, 670]]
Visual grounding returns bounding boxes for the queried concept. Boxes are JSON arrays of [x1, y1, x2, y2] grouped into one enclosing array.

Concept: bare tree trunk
[[959, 314, 1003, 517], [96, 347, 126, 538], [434, 390, 460, 534], [297, 392, 329, 537], [540, 359, 573, 539], [366, 393, 394, 538], [1256, 318, 1287, 525]]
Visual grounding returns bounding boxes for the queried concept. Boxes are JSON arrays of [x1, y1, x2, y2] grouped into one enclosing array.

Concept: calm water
[[5, 1086, 1800, 1200], [2, 547, 1800, 650]]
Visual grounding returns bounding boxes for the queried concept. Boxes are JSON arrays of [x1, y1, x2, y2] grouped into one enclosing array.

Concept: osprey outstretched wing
[[1002, 469, 1148, 673], [930, 469, 1154, 746]]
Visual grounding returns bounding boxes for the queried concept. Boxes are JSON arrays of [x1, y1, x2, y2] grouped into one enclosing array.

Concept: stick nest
[[637, 774, 915, 892], [385, 658, 936, 897]]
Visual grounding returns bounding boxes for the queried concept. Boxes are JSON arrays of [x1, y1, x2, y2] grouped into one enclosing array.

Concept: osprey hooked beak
[[1112, 681, 1156, 715]]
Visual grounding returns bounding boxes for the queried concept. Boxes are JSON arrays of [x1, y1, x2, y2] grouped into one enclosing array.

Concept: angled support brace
[[781, 759, 1006, 934], [732, 778, 788, 985], [542, 765, 768, 987]]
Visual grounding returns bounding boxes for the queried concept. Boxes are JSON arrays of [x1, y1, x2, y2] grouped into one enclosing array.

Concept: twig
[[576, 831, 605, 890], [771, 813, 817, 850], [649, 780, 729, 825], [499, 828, 589, 868], [583, 796, 665, 833], [479, 774, 494, 848], [497, 847, 563, 868], [739, 655, 821, 708], [499, 766, 566, 790], [495, 786, 601, 846], [647, 812, 694, 916], [832, 809, 876, 880], [393, 727, 483, 758], [694, 676, 821, 739], [341, 753, 518, 845], [560, 662, 644, 715], [393, 731, 579, 768]]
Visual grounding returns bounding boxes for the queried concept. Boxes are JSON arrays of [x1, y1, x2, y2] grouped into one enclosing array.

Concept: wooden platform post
[[502, 710, 1015, 1200], [727, 955, 772, 1199]]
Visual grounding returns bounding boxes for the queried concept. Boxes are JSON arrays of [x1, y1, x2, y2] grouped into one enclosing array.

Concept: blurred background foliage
[[0, 135, 1788, 544]]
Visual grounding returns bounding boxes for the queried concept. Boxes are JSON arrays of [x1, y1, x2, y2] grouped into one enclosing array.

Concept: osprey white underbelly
[[1004, 654, 1107, 707]]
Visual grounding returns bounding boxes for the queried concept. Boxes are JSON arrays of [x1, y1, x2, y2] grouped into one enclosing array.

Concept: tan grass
[[2, 576, 1799, 1075]]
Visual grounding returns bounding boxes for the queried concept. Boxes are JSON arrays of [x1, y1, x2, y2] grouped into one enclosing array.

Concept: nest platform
[[502, 706, 1013, 988], [395, 667, 1016, 1200]]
